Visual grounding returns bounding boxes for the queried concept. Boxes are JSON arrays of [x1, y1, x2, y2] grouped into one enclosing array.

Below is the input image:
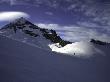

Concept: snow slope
[[0, 35, 110, 82], [0, 17, 53, 51]]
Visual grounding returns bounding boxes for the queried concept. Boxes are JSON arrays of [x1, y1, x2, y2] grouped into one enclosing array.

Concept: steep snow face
[[49, 41, 104, 58], [0, 17, 53, 50]]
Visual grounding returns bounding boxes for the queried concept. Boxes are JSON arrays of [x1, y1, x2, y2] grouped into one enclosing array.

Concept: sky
[[0, 0, 110, 42]]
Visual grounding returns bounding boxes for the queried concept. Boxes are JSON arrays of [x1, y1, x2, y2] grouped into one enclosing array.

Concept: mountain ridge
[[0, 17, 72, 47], [0, 17, 109, 57]]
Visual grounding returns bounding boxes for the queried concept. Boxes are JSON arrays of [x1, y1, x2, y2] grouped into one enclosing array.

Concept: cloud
[[46, 0, 59, 8], [45, 12, 53, 15], [36, 23, 59, 30], [0, 0, 17, 5], [67, 4, 76, 10], [36, 23, 110, 43], [77, 21, 99, 28], [0, 11, 30, 22]]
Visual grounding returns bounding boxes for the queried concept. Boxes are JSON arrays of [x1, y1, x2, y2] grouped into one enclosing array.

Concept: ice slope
[[0, 35, 110, 82]]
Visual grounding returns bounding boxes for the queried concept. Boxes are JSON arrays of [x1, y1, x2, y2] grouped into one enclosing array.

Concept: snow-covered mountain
[[0, 17, 109, 57], [0, 17, 71, 51], [0, 18, 110, 82]]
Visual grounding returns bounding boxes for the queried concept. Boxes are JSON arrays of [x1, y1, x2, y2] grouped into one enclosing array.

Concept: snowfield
[[0, 35, 110, 82]]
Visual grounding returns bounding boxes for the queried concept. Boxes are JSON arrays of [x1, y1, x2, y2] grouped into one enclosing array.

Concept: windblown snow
[[49, 41, 104, 57]]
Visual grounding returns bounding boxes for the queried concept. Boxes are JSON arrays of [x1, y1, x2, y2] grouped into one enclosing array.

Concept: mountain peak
[[14, 17, 27, 23], [2, 17, 38, 30], [13, 17, 33, 26], [0, 17, 72, 47]]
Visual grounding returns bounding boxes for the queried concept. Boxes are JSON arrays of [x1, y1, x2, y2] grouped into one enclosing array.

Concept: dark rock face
[[1, 17, 72, 47], [90, 39, 109, 45], [23, 30, 38, 37], [42, 29, 72, 47]]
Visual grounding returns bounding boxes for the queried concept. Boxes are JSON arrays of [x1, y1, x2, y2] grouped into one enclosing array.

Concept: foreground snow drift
[[49, 41, 104, 57], [0, 35, 110, 82]]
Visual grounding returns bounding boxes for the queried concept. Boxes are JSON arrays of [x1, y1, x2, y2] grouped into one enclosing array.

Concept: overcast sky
[[0, 0, 110, 42]]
